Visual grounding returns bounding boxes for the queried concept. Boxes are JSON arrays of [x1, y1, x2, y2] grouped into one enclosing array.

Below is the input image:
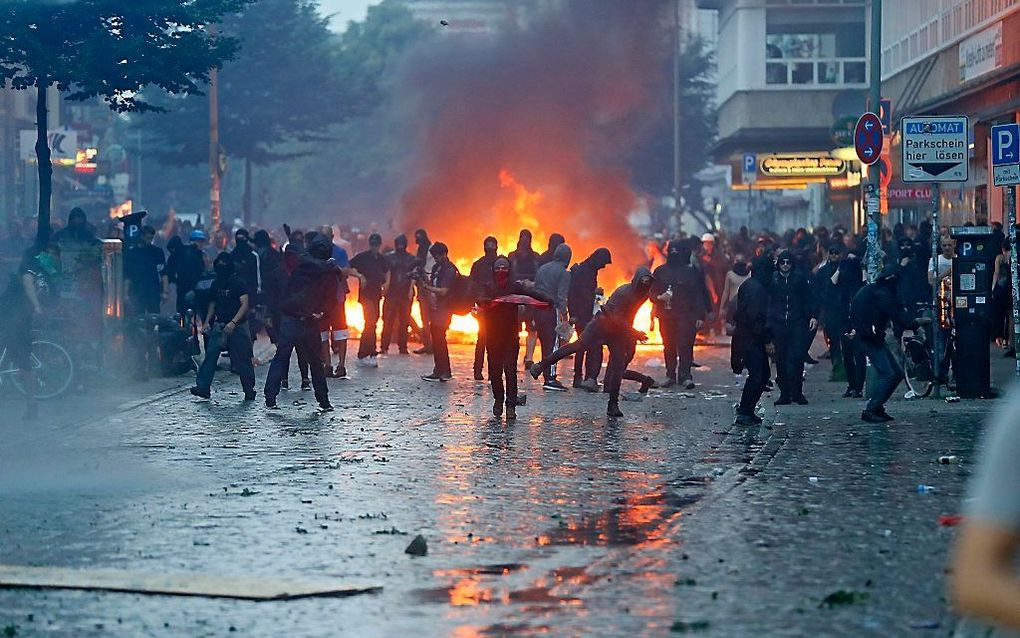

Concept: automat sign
[[901, 116, 969, 182]]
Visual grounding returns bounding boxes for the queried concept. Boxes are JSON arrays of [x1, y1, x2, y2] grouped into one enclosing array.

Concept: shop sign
[[959, 22, 1002, 83], [759, 155, 846, 177]]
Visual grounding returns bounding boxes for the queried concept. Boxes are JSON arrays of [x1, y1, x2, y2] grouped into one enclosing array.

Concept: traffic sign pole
[[866, 0, 883, 283], [1008, 185, 1020, 376], [931, 183, 942, 399]]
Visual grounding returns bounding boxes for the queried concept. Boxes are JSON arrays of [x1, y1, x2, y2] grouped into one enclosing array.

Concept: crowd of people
[[3, 207, 1016, 424]]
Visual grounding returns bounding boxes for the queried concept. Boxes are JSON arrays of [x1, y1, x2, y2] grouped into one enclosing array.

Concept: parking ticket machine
[[949, 226, 998, 398]]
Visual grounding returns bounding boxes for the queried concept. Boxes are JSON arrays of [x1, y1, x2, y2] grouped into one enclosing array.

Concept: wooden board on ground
[[0, 565, 382, 601]]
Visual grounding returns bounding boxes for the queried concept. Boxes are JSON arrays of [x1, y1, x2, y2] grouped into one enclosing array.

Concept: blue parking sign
[[992, 123, 1020, 166]]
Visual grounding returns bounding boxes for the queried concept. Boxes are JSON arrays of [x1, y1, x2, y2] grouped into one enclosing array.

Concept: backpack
[[446, 272, 476, 316]]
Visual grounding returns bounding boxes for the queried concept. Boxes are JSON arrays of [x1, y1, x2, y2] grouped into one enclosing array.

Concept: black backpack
[[446, 272, 476, 316]]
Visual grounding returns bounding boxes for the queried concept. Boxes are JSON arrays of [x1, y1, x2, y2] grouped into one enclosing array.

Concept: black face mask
[[214, 262, 232, 278]]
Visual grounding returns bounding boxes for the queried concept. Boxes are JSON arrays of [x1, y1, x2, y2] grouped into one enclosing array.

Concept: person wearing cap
[[767, 250, 816, 405], [812, 241, 862, 383], [848, 265, 930, 423], [381, 234, 417, 355], [349, 233, 391, 367]]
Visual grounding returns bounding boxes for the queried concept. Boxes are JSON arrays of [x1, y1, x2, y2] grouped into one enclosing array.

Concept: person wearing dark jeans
[[191, 252, 255, 400], [767, 251, 816, 405], [533, 243, 572, 391], [422, 242, 458, 381], [263, 235, 338, 410], [567, 248, 611, 390], [350, 233, 390, 366], [733, 256, 773, 425], [382, 234, 416, 354], [470, 237, 499, 380], [652, 241, 710, 389], [849, 265, 928, 422], [841, 333, 867, 398]]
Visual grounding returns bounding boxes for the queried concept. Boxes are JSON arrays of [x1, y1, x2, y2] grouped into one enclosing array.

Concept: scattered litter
[[819, 590, 870, 608], [405, 535, 428, 557], [240, 488, 257, 497], [669, 620, 710, 633], [674, 578, 697, 586], [937, 514, 963, 527], [945, 396, 961, 403], [295, 527, 308, 534], [677, 392, 697, 399], [701, 392, 727, 400], [821, 417, 831, 420], [881, 529, 892, 537], [909, 620, 941, 630], [808, 477, 819, 483], [917, 484, 935, 494], [937, 455, 958, 464]]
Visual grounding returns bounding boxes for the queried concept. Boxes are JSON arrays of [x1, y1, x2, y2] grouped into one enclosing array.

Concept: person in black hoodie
[[530, 268, 656, 417], [733, 256, 774, 426], [164, 235, 206, 315], [413, 228, 433, 354], [509, 229, 541, 366], [381, 234, 417, 355], [768, 250, 817, 405], [537, 233, 565, 267], [849, 265, 929, 422], [263, 235, 338, 411], [812, 242, 862, 381], [652, 240, 711, 389], [469, 236, 499, 381], [478, 256, 552, 419], [567, 248, 611, 391]]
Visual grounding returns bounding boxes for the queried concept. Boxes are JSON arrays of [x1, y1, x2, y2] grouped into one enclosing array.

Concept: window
[[764, 8, 867, 87]]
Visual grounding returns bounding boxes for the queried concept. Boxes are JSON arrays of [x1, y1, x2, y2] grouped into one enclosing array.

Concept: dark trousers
[[485, 327, 519, 406], [196, 322, 255, 394], [358, 297, 382, 359], [602, 335, 652, 404], [381, 292, 412, 353], [823, 313, 847, 364], [534, 307, 558, 381], [772, 323, 807, 399], [264, 316, 328, 405], [737, 340, 769, 416], [417, 287, 433, 349], [661, 315, 698, 382], [430, 311, 452, 376], [473, 322, 487, 377], [857, 339, 903, 411], [843, 334, 868, 392], [572, 314, 603, 381]]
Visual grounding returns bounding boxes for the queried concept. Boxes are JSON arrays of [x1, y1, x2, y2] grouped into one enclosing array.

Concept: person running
[[848, 266, 929, 423], [478, 256, 552, 419], [768, 250, 816, 405], [469, 236, 499, 381], [532, 242, 572, 391], [421, 242, 458, 382], [652, 240, 711, 389], [349, 233, 390, 368], [530, 268, 656, 417], [732, 256, 773, 426], [381, 234, 417, 355], [263, 235, 338, 411], [190, 252, 256, 401], [567, 248, 611, 392]]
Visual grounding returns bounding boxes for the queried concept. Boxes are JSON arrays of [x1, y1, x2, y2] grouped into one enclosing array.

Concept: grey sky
[[317, 0, 378, 31]]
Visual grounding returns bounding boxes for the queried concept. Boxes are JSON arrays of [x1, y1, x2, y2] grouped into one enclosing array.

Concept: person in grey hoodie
[[533, 243, 572, 391]]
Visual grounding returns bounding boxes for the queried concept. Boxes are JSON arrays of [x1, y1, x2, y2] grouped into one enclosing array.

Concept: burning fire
[[345, 169, 661, 344]]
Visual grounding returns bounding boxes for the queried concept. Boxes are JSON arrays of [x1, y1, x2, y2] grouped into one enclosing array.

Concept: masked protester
[[381, 234, 417, 355], [231, 229, 262, 316], [469, 236, 499, 381], [478, 256, 552, 419], [768, 250, 817, 405], [263, 235, 338, 411], [533, 242, 573, 391], [124, 225, 167, 315], [509, 229, 541, 367], [190, 252, 256, 401], [652, 241, 711, 389], [52, 207, 99, 245], [812, 242, 862, 382], [567, 248, 611, 391], [537, 233, 565, 267], [849, 265, 929, 422], [530, 268, 657, 417], [421, 242, 459, 382], [164, 234, 206, 315], [733, 256, 774, 426], [349, 233, 391, 367], [2, 243, 59, 420], [281, 240, 311, 391]]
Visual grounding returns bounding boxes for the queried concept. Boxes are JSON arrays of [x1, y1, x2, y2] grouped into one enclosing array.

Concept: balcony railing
[[765, 57, 867, 86]]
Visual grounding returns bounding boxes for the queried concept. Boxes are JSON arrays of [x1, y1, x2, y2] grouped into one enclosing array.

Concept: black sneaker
[[528, 363, 543, 380], [506, 403, 517, 420], [474, 371, 485, 382], [301, 379, 311, 391], [734, 413, 762, 426], [543, 379, 568, 392], [774, 396, 792, 406], [874, 406, 895, 422], [572, 377, 584, 389], [607, 403, 624, 418], [190, 386, 211, 399], [861, 409, 886, 423], [850, 390, 863, 399], [265, 399, 280, 410], [318, 402, 334, 412], [492, 400, 503, 417], [683, 380, 696, 390], [842, 387, 855, 398], [639, 377, 656, 394], [243, 391, 256, 401], [422, 373, 443, 382], [439, 374, 452, 382], [793, 395, 809, 405], [413, 347, 431, 355]]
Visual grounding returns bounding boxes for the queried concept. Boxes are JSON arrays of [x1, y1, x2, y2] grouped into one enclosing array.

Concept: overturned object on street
[[0, 565, 381, 601]]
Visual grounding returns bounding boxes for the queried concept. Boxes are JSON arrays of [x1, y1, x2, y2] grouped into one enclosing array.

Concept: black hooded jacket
[[767, 255, 814, 328], [850, 273, 920, 346], [281, 253, 339, 319], [734, 257, 773, 344], [509, 237, 539, 281], [567, 248, 610, 322], [601, 267, 652, 326], [652, 251, 711, 320]]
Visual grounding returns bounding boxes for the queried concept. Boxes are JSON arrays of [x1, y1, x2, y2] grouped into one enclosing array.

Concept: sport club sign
[[758, 155, 847, 178]]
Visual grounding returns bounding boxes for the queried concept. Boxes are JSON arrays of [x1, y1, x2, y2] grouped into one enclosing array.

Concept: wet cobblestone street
[[0, 342, 1007, 637]]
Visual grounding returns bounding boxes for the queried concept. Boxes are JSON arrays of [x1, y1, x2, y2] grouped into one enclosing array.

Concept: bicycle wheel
[[10, 340, 75, 399], [902, 338, 933, 399]]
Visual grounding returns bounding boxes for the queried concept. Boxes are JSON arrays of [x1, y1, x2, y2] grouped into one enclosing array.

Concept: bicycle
[[901, 328, 934, 399], [0, 338, 75, 399]]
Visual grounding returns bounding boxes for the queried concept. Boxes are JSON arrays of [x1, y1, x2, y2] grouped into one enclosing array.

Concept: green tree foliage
[[0, 0, 250, 243], [630, 36, 717, 231]]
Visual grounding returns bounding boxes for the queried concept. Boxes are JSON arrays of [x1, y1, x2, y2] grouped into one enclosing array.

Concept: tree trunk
[[35, 80, 52, 246], [242, 157, 252, 227]]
